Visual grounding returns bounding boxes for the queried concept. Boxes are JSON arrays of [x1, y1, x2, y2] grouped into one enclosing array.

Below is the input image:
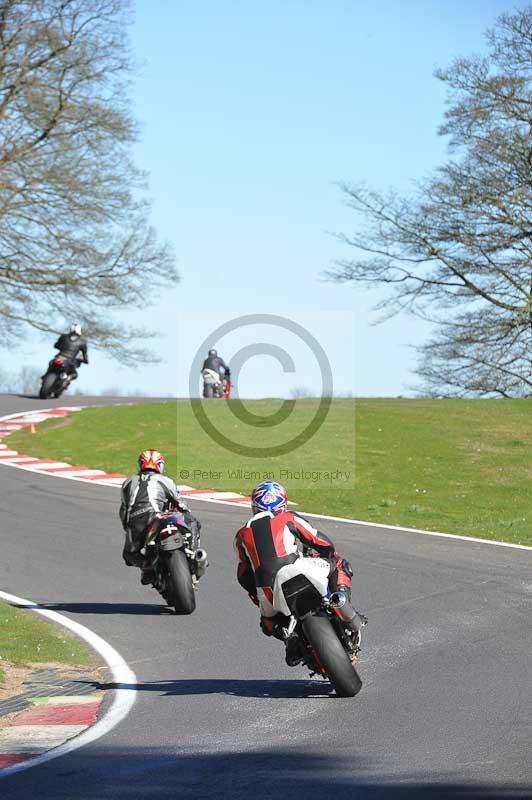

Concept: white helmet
[[70, 324, 82, 336]]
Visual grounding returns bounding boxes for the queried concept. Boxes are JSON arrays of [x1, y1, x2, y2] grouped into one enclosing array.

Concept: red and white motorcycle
[[272, 556, 367, 697], [202, 368, 231, 399]]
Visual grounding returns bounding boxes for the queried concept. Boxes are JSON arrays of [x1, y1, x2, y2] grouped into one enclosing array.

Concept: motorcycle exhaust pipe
[[329, 592, 365, 634], [194, 549, 209, 578]]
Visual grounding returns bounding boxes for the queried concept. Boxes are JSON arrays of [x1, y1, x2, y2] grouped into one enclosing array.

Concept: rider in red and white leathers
[[234, 483, 354, 668], [235, 510, 352, 615]]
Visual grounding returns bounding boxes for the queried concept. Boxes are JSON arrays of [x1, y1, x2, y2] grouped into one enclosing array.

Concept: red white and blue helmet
[[251, 481, 287, 514]]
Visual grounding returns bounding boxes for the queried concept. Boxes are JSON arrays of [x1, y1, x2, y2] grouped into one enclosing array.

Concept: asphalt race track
[[1, 395, 532, 799]]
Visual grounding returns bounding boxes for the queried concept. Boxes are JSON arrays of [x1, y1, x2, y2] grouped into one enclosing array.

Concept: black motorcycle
[[280, 571, 367, 697], [39, 356, 82, 399], [140, 511, 208, 615]]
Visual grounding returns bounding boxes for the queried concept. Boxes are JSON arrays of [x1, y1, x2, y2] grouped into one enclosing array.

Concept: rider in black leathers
[[202, 349, 230, 379], [53, 324, 89, 380], [120, 449, 202, 584]]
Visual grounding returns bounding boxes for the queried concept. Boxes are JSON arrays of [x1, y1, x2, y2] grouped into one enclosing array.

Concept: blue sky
[[5, 0, 523, 396]]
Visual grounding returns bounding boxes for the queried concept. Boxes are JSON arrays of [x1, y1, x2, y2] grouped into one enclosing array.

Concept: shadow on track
[[38, 602, 168, 615], [84, 678, 335, 699], [2, 746, 531, 799]]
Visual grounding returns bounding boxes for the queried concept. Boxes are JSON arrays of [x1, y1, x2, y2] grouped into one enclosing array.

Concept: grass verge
[[0, 601, 93, 684], [6, 398, 532, 545]]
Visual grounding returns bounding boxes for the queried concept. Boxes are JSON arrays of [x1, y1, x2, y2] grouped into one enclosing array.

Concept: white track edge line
[[28, 472, 531, 554], [0, 589, 137, 779], [3, 453, 532, 552], [1, 408, 531, 553], [188, 496, 532, 551]]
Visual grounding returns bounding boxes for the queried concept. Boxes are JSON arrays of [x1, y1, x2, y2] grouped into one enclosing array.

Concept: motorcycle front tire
[[39, 372, 57, 399], [302, 614, 362, 697], [166, 550, 196, 615]]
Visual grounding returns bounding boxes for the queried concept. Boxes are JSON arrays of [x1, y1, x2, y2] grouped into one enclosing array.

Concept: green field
[[0, 602, 92, 685], [7, 398, 532, 545]]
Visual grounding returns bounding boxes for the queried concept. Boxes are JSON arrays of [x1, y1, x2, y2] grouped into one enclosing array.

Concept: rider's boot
[[260, 614, 288, 640], [140, 567, 155, 585], [140, 553, 156, 585], [285, 635, 304, 667], [123, 548, 144, 568], [140, 555, 157, 585]]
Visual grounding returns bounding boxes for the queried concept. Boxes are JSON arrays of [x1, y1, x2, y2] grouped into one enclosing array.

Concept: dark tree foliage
[[0, 0, 177, 363], [330, 7, 532, 396]]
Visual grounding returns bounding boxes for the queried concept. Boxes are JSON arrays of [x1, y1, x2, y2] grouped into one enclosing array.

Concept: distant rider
[[53, 324, 89, 381], [119, 449, 202, 584], [201, 348, 231, 397], [234, 481, 355, 665]]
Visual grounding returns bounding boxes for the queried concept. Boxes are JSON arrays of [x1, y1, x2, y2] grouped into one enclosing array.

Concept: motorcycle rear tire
[[166, 550, 196, 615], [302, 614, 362, 697], [39, 372, 57, 399], [203, 384, 214, 398]]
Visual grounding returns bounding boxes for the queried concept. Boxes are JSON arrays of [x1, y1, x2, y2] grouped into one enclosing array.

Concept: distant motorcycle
[[274, 557, 367, 697], [202, 368, 231, 399], [39, 356, 82, 399], [140, 511, 208, 615]]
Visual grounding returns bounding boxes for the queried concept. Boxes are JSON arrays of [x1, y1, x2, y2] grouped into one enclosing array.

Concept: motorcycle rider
[[201, 348, 231, 397], [52, 324, 89, 380], [119, 449, 202, 584], [234, 481, 355, 665]]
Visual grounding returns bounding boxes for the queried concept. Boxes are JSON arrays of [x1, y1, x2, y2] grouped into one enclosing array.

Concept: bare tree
[[290, 386, 313, 398], [16, 364, 41, 394], [0, 364, 40, 393], [329, 7, 532, 396], [0, 365, 13, 390], [0, 0, 177, 364]]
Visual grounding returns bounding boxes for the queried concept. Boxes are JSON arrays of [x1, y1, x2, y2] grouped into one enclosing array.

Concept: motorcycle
[[202, 368, 231, 399], [39, 356, 82, 399], [140, 511, 208, 615], [273, 557, 367, 697]]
